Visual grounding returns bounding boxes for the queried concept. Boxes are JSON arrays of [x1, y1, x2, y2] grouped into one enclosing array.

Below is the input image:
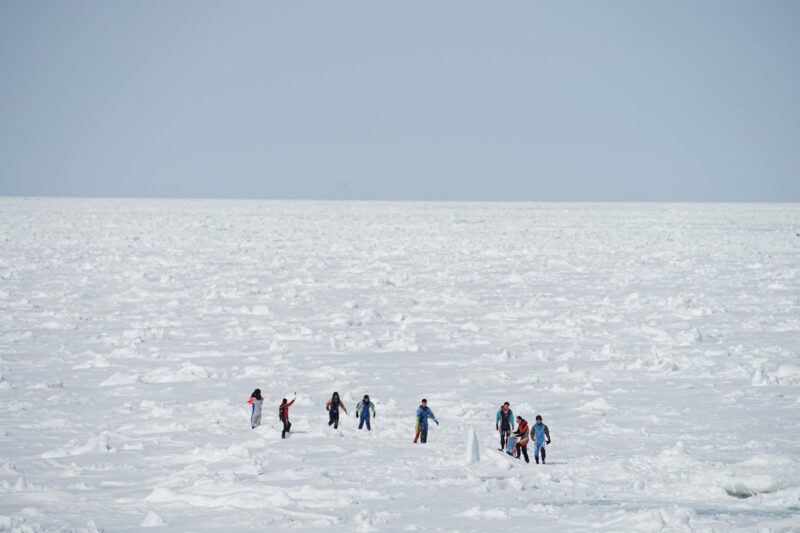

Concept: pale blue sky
[[1, 1, 798, 201]]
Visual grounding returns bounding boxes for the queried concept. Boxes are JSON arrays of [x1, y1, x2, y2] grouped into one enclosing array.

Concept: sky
[[1, 1, 798, 201]]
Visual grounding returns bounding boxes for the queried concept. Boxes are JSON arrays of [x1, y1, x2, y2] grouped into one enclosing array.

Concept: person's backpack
[[507, 435, 516, 453]]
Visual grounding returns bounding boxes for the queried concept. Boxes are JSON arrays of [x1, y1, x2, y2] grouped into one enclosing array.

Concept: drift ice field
[[1, 198, 798, 532]]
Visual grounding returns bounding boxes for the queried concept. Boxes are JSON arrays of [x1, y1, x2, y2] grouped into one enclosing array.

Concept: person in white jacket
[[248, 389, 263, 429]]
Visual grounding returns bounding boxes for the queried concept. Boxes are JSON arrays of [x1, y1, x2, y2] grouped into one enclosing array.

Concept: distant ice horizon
[[2, 194, 799, 205]]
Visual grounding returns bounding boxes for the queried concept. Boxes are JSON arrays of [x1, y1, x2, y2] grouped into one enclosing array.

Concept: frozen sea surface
[[0, 198, 799, 532]]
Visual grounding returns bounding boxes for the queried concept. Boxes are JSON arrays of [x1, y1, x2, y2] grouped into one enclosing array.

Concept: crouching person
[[513, 416, 530, 463]]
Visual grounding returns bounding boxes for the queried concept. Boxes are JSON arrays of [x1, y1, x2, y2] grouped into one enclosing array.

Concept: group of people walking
[[325, 391, 377, 431], [248, 388, 297, 438], [248, 389, 379, 439], [496, 402, 551, 464], [247, 390, 551, 464]]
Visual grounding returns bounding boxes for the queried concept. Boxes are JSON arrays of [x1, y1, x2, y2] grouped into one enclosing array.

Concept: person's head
[[502, 402, 510, 410], [421, 399, 427, 406], [252, 388, 261, 398], [516, 416, 523, 424], [536, 415, 542, 422], [332, 391, 339, 400], [282, 398, 287, 404], [364, 394, 370, 402]]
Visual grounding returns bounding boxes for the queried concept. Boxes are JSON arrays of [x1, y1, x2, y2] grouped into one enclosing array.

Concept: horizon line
[[1, 194, 798, 205]]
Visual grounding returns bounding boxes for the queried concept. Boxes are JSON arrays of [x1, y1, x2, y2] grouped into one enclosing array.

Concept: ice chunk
[[465, 426, 480, 464]]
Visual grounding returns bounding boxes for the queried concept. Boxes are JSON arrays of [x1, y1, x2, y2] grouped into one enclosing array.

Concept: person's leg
[[328, 411, 334, 427], [421, 427, 428, 444], [413, 427, 420, 443], [334, 412, 340, 429], [359, 418, 365, 430], [541, 447, 546, 464], [281, 419, 287, 439], [534, 443, 541, 463], [365, 418, 371, 431], [499, 430, 506, 450], [521, 445, 529, 463]]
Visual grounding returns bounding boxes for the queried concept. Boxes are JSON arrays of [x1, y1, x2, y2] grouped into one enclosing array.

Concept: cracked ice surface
[[0, 198, 799, 531]]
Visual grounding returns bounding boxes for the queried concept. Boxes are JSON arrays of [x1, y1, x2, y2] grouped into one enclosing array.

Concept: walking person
[[532, 415, 552, 464], [496, 402, 514, 451], [413, 399, 438, 444], [248, 388, 264, 429], [356, 394, 376, 431], [510, 416, 531, 463], [279, 394, 296, 439], [326, 392, 347, 429]]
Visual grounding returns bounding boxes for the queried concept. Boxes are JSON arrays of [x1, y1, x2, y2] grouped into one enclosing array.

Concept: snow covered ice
[[0, 198, 799, 531]]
